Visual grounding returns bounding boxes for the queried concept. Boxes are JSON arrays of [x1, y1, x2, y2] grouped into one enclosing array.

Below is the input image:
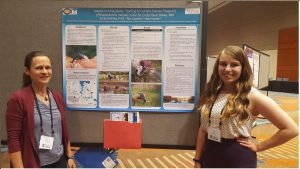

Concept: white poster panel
[[252, 51, 260, 88], [64, 25, 97, 108], [206, 56, 217, 83], [244, 45, 260, 88], [163, 26, 197, 110], [258, 53, 270, 89], [99, 26, 130, 108]]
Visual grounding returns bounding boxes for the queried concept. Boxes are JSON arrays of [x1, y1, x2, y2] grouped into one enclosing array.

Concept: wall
[[0, 0, 200, 147], [277, 26, 298, 82], [206, 1, 298, 81]]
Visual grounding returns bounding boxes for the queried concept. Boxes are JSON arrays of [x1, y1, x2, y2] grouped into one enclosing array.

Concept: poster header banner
[[62, 8, 201, 24]]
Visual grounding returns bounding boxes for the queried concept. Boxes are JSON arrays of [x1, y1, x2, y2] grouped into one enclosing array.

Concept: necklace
[[36, 93, 48, 101]]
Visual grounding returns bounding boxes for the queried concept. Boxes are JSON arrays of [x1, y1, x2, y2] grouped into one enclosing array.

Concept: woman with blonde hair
[[194, 45, 298, 168]]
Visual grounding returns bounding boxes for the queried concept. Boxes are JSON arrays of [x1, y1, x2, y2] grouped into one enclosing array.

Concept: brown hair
[[22, 51, 49, 87], [198, 46, 253, 122]]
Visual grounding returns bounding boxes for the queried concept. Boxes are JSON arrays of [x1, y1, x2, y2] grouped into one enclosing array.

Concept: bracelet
[[66, 155, 74, 160], [193, 158, 201, 163]]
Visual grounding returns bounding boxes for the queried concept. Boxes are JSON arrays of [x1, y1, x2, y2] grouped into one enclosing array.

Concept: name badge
[[102, 156, 117, 168], [207, 127, 221, 143], [39, 135, 54, 150]]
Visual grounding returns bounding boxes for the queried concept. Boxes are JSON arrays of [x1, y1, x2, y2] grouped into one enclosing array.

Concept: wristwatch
[[193, 158, 201, 163]]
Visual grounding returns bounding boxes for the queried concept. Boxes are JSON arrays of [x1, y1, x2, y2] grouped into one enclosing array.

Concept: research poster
[[244, 46, 259, 88], [62, 8, 201, 112]]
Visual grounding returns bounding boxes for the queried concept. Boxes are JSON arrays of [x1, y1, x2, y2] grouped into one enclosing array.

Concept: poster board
[[206, 56, 217, 82], [62, 7, 202, 112], [258, 52, 270, 89], [244, 45, 259, 88], [243, 44, 270, 89]]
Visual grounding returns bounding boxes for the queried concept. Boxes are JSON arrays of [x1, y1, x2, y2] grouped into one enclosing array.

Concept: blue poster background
[[62, 8, 201, 112]]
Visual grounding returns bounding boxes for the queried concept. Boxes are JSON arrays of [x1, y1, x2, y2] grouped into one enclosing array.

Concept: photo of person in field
[[131, 60, 162, 83]]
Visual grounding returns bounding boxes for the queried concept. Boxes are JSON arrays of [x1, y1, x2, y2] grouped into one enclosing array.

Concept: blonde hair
[[198, 46, 253, 122]]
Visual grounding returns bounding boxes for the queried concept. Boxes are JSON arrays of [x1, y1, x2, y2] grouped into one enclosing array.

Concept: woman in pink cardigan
[[6, 51, 76, 168]]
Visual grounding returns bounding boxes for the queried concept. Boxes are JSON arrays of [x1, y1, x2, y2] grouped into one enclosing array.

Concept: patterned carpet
[[115, 135, 298, 168], [256, 137, 298, 168], [116, 149, 195, 168]]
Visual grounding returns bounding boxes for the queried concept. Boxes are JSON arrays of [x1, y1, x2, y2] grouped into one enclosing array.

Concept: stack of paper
[[110, 112, 139, 123]]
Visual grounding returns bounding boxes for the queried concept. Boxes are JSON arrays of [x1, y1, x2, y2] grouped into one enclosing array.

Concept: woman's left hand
[[237, 137, 259, 152], [67, 158, 76, 168]]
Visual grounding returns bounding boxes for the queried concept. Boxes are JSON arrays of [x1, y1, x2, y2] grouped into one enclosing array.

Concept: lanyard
[[32, 87, 54, 136], [208, 94, 226, 127]]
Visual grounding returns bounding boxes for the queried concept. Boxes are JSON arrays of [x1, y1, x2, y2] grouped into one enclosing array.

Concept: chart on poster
[[62, 8, 202, 112]]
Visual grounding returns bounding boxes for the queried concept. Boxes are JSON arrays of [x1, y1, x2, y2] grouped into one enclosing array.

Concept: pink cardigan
[[6, 86, 70, 167]]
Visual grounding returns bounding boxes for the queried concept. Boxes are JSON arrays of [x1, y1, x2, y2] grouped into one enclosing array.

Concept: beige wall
[[206, 1, 298, 80]]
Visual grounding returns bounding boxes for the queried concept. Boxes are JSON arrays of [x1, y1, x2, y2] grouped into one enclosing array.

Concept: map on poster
[[66, 80, 97, 108], [62, 7, 202, 112]]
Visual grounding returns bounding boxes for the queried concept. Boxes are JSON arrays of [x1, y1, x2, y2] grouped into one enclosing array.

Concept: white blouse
[[200, 88, 257, 139]]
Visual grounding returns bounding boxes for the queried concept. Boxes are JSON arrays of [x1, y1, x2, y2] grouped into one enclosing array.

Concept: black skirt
[[200, 137, 257, 168]]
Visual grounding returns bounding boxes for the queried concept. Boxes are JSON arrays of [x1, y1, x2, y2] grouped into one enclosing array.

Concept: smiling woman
[[24, 54, 52, 89], [194, 46, 298, 168], [218, 53, 242, 86], [5, 51, 76, 168]]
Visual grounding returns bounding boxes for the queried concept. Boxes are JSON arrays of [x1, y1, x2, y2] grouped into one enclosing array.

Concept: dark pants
[[41, 155, 67, 168], [200, 138, 257, 168]]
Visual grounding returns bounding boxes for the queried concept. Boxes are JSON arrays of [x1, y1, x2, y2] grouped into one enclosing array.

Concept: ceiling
[[208, 0, 231, 13]]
